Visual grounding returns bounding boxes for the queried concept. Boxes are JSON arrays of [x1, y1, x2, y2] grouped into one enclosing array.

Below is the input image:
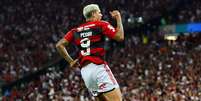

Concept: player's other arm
[[56, 38, 79, 67], [110, 10, 124, 41]]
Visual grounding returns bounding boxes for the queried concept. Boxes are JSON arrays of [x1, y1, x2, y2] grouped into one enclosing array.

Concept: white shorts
[[81, 63, 119, 96]]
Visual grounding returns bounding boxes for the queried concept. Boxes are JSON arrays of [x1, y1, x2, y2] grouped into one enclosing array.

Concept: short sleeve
[[64, 30, 74, 42], [101, 21, 116, 39]]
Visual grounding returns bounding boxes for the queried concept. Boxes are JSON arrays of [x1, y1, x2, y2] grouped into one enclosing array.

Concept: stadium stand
[[0, 0, 201, 100]]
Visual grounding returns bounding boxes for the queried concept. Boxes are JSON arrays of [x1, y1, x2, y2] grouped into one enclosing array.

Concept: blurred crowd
[[1, 0, 201, 100], [2, 33, 201, 101], [109, 34, 201, 101], [1, 0, 201, 83]]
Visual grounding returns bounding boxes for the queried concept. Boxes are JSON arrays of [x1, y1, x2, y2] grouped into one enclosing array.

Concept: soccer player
[[56, 4, 124, 101]]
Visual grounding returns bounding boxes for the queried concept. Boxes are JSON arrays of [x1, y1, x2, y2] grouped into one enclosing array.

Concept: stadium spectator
[[1, 0, 201, 100]]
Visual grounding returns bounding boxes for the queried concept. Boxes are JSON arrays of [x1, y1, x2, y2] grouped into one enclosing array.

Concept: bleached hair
[[83, 4, 100, 19]]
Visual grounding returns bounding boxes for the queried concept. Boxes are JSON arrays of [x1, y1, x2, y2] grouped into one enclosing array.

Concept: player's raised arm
[[110, 10, 124, 41]]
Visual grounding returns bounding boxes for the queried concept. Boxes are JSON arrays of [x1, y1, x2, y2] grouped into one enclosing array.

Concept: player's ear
[[91, 12, 95, 17], [91, 10, 97, 17]]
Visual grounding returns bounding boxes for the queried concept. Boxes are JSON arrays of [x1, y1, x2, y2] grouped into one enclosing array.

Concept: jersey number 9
[[80, 38, 90, 56]]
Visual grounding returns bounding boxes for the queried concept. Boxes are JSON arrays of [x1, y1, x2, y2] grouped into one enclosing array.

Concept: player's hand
[[110, 10, 121, 20], [69, 59, 80, 68]]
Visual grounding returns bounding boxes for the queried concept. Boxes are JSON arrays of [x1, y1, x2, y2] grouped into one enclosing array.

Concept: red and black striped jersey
[[64, 21, 116, 66]]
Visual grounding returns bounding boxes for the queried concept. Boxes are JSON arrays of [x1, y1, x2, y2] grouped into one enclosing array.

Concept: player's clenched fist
[[110, 10, 121, 20]]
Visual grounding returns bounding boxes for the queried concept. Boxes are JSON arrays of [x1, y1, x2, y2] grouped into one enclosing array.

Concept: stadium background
[[0, 0, 201, 100]]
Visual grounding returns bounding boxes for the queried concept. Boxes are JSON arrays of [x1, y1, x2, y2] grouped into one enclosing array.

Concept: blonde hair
[[83, 4, 100, 19]]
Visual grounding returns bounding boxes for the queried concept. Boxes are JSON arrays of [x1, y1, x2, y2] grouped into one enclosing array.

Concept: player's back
[[73, 21, 109, 66]]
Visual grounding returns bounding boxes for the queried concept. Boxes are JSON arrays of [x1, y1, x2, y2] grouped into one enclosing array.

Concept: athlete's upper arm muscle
[[56, 38, 69, 47], [101, 21, 124, 41]]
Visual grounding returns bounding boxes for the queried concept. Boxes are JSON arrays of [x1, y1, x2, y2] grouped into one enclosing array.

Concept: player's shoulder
[[98, 20, 110, 25], [71, 21, 111, 32], [65, 28, 77, 35], [70, 22, 88, 32], [69, 28, 77, 32], [93, 20, 111, 28]]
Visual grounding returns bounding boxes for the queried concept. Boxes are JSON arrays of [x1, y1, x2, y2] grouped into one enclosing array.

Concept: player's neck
[[86, 17, 98, 22]]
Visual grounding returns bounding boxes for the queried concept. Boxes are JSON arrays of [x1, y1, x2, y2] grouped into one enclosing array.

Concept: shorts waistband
[[81, 61, 92, 68]]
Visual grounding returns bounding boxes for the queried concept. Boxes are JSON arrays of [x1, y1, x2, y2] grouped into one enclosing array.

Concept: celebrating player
[[56, 4, 124, 101]]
